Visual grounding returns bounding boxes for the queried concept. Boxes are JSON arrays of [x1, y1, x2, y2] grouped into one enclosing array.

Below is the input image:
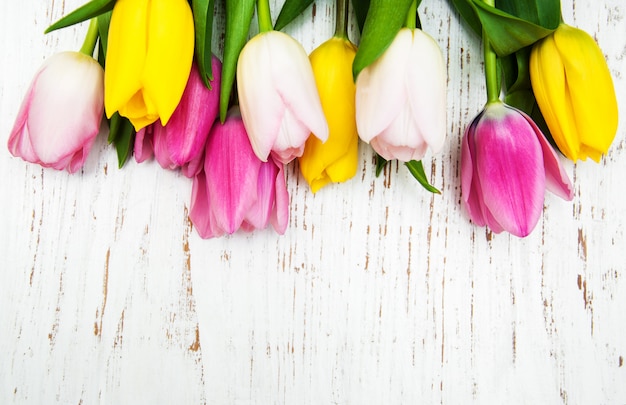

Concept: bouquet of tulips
[[7, 0, 618, 239]]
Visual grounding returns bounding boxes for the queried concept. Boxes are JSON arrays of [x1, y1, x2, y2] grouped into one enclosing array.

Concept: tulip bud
[[8, 51, 104, 173], [189, 107, 289, 238], [299, 37, 358, 193], [104, 0, 194, 131], [356, 28, 446, 162], [461, 102, 573, 237], [237, 30, 328, 164], [135, 58, 222, 178], [530, 24, 618, 162]]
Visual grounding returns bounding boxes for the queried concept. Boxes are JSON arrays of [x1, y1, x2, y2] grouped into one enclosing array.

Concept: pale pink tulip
[[8, 51, 104, 173], [135, 58, 221, 177], [189, 107, 289, 239], [461, 102, 574, 237], [237, 30, 328, 164], [356, 28, 446, 162]]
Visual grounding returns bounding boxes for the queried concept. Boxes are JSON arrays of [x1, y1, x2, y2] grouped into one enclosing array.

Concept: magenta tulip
[[189, 107, 289, 238], [135, 58, 221, 177], [461, 102, 574, 237], [8, 51, 104, 173]]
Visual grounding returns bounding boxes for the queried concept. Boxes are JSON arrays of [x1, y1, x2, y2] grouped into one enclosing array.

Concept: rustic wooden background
[[1, 0, 625, 403]]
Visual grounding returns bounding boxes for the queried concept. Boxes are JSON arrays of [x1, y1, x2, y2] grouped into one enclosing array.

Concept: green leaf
[[375, 154, 388, 177], [95, 12, 111, 82], [220, 0, 255, 122], [274, 0, 313, 31], [470, 0, 554, 56], [405, 160, 441, 194], [192, 0, 215, 88], [447, 0, 482, 37], [497, 0, 560, 30], [96, 11, 112, 55], [352, 0, 414, 80], [108, 113, 136, 168], [45, 0, 117, 34], [351, 0, 370, 33]]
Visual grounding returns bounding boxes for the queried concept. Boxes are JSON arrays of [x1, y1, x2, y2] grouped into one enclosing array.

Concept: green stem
[[405, 0, 417, 29], [483, 31, 499, 103], [334, 0, 349, 38], [257, 0, 273, 32], [482, 0, 499, 103], [79, 18, 99, 57]]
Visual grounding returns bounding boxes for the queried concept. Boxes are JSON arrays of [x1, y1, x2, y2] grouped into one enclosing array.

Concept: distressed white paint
[[1, 0, 625, 404]]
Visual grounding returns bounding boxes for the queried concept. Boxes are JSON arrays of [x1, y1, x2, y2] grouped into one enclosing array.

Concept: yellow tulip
[[299, 37, 358, 193], [530, 24, 618, 162], [104, 0, 194, 131]]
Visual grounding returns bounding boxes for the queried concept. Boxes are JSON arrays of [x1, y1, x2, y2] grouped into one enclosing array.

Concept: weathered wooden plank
[[1, 0, 625, 404]]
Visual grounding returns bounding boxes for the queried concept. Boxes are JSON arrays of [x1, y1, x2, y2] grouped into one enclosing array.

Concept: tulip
[[189, 107, 289, 238], [530, 23, 618, 162], [299, 37, 358, 193], [461, 102, 574, 237], [104, 0, 194, 131], [355, 27, 446, 162], [237, 30, 328, 164], [135, 59, 221, 177], [8, 51, 104, 173]]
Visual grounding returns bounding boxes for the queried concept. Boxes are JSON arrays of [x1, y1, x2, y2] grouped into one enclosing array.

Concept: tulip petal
[[165, 61, 221, 167], [460, 116, 486, 227], [530, 117, 574, 201], [270, 32, 328, 145], [134, 127, 154, 163], [237, 34, 284, 161], [271, 108, 309, 163], [8, 81, 38, 163], [530, 33, 579, 160], [373, 103, 427, 161], [554, 25, 618, 161], [205, 116, 261, 234], [270, 161, 289, 234], [244, 161, 279, 230], [190, 170, 215, 238], [355, 29, 411, 143], [406, 30, 447, 153], [143, 0, 195, 126], [104, 0, 149, 121]]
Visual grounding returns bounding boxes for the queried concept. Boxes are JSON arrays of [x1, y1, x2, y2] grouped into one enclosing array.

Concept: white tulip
[[237, 31, 328, 164], [356, 28, 446, 162]]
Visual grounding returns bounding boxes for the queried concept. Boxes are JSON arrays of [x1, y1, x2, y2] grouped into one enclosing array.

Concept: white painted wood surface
[[1, 0, 625, 403]]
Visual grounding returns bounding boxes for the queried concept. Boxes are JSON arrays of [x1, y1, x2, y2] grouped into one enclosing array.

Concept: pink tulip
[[135, 58, 221, 177], [461, 102, 574, 237], [189, 107, 289, 238], [237, 31, 328, 164], [8, 51, 104, 173]]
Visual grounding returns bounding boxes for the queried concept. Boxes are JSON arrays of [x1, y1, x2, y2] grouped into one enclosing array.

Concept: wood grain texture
[[1, 0, 625, 403]]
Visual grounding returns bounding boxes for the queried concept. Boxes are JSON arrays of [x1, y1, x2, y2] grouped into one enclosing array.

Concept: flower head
[[237, 30, 328, 164], [461, 102, 573, 237], [104, 0, 195, 131], [530, 23, 618, 162], [135, 58, 221, 177], [356, 28, 446, 162], [189, 107, 289, 239], [299, 37, 358, 193], [8, 51, 104, 173]]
